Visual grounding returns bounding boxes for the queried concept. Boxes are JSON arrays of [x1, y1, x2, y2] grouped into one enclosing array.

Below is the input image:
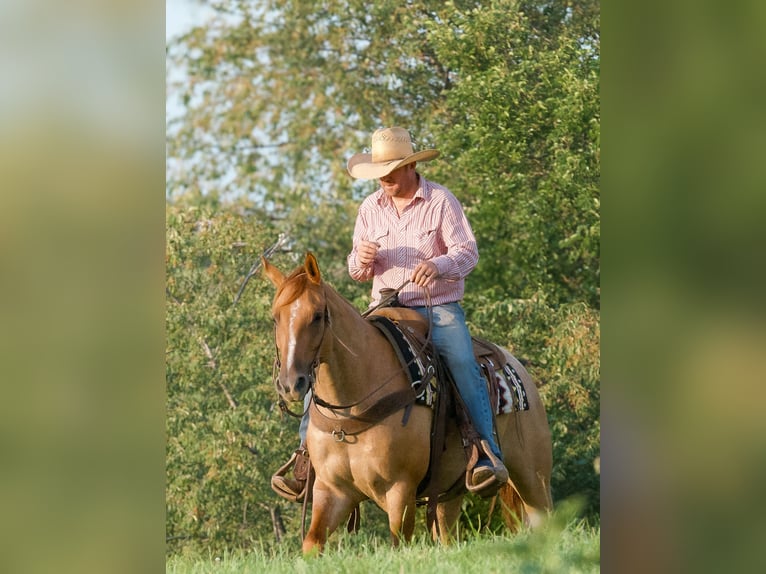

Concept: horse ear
[[261, 256, 284, 287], [305, 252, 321, 284]]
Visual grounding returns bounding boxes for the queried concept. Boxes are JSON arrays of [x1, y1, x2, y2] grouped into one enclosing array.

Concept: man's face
[[379, 164, 416, 198]]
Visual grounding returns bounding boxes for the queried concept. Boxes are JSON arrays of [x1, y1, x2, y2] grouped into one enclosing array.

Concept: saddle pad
[[368, 315, 437, 407], [473, 338, 530, 414]]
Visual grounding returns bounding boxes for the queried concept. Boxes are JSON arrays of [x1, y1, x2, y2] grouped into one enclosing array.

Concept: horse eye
[[312, 312, 323, 323]]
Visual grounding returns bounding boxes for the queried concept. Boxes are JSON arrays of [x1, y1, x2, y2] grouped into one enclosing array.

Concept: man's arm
[[430, 194, 479, 280]]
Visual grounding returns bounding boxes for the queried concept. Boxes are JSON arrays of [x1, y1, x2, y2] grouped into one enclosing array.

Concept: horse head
[[263, 252, 329, 402]]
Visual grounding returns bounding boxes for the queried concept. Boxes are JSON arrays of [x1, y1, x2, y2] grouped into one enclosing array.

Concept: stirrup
[[466, 440, 509, 498], [270, 446, 310, 503]]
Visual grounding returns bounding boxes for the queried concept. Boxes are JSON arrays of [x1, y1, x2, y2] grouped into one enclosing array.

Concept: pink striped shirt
[[347, 175, 479, 307]]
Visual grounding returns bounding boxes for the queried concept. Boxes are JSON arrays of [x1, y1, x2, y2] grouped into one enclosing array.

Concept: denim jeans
[[412, 302, 502, 460], [298, 391, 311, 444], [298, 302, 502, 461]]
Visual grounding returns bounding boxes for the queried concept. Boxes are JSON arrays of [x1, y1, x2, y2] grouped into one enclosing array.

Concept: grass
[[166, 510, 600, 574]]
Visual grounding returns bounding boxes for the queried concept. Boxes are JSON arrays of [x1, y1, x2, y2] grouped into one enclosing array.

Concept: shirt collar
[[375, 174, 431, 207]]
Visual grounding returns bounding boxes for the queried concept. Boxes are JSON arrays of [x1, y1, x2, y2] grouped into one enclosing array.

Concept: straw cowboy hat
[[347, 127, 439, 179]]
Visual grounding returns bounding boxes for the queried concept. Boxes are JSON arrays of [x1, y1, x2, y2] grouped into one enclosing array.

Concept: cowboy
[[271, 127, 509, 502]]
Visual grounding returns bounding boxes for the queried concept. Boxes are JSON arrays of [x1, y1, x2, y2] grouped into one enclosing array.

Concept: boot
[[271, 445, 310, 503], [467, 439, 509, 497]]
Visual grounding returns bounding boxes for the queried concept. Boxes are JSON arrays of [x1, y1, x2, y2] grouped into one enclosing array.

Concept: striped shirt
[[347, 175, 479, 307]]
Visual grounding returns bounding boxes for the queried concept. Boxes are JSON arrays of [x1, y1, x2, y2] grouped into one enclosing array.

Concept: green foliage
[[167, 0, 600, 555], [464, 293, 600, 517], [423, 2, 599, 307], [166, 198, 307, 553], [539, 305, 600, 512]]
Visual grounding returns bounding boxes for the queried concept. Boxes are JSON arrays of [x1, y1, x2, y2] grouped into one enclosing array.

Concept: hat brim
[[347, 149, 439, 180]]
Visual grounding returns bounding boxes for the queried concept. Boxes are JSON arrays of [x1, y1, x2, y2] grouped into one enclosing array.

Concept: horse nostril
[[295, 375, 308, 394]]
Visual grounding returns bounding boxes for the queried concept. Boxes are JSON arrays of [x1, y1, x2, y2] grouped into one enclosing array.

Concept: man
[[271, 127, 508, 502]]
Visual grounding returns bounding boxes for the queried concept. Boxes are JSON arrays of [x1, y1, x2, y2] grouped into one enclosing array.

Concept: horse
[[263, 252, 552, 554]]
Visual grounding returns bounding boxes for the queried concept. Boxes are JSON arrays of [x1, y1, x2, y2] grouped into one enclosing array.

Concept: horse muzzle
[[276, 369, 313, 402]]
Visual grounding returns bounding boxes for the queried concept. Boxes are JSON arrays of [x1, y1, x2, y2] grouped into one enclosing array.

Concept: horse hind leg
[[498, 472, 552, 532], [522, 470, 553, 529]]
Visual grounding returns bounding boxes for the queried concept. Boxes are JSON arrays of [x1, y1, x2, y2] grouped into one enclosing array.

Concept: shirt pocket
[[415, 226, 440, 258], [365, 228, 390, 264], [371, 228, 389, 248]]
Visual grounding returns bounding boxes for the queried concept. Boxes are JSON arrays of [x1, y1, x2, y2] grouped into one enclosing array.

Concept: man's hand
[[357, 240, 380, 267], [412, 261, 439, 287]]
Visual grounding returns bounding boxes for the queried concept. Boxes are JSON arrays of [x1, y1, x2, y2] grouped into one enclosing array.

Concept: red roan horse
[[264, 253, 552, 554]]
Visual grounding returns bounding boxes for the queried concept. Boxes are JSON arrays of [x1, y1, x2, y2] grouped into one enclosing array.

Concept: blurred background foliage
[[166, 0, 599, 554]]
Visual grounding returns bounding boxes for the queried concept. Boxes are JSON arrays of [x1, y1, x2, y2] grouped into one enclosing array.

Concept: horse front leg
[[433, 497, 463, 544], [303, 481, 356, 555], [384, 483, 418, 546]]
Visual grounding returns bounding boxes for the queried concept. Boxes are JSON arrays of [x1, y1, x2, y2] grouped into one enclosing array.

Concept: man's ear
[[262, 256, 284, 287]]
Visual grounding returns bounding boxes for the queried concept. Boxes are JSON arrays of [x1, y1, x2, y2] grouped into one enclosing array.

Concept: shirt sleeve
[[431, 193, 479, 280]]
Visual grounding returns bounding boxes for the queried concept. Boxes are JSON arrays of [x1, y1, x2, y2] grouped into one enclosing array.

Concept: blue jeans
[[299, 391, 311, 443], [412, 302, 502, 460], [298, 302, 502, 461]]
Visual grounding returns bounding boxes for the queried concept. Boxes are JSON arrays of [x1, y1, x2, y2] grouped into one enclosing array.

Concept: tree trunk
[[270, 504, 286, 543]]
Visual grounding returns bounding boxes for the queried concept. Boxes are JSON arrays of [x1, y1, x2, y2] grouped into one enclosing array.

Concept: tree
[[165, 199, 304, 551], [424, 3, 600, 306], [167, 0, 599, 305]]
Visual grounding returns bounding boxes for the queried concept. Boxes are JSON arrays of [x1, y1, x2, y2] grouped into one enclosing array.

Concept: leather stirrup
[[271, 446, 310, 503], [465, 439, 509, 498]]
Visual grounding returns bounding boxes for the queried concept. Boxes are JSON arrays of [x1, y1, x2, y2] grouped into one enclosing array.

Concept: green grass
[[166, 514, 599, 574]]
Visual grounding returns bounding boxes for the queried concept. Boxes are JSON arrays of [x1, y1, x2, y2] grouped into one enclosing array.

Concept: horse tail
[[496, 483, 526, 533]]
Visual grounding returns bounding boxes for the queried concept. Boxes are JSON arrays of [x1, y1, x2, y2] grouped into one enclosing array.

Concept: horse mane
[[272, 265, 363, 321], [272, 268, 310, 311]]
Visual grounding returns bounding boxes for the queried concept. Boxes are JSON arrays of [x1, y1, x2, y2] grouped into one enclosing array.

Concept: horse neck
[[315, 287, 401, 406]]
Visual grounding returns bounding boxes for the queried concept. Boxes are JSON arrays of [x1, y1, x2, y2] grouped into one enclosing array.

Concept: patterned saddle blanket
[[368, 309, 529, 415]]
